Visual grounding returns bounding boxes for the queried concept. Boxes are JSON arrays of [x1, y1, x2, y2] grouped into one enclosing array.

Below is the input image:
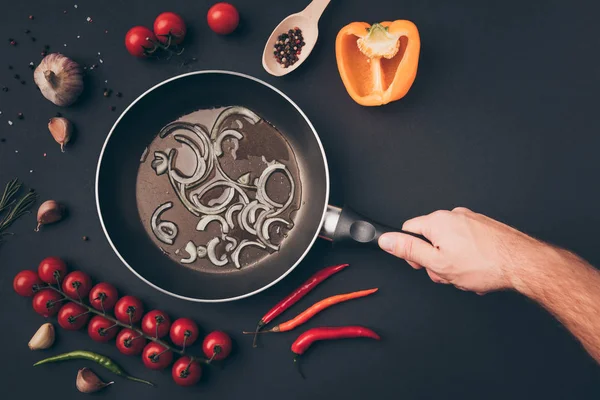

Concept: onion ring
[[232, 240, 267, 269], [151, 202, 178, 245], [207, 237, 228, 267], [196, 215, 230, 234]]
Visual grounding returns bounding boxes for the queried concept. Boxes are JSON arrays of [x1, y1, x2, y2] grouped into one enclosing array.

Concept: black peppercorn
[[17, 112, 23, 119], [116, 92, 122, 98], [20, 80, 26, 85], [110, 106, 116, 111], [31, 37, 36, 42], [25, 29, 30, 34], [14, 74, 19, 79], [0, 138, 5, 143], [1, 87, 8, 92]]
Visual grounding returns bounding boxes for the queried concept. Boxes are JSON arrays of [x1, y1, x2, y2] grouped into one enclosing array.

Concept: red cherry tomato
[[13, 270, 43, 297], [88, 315, 119, 342], [116, 328, 147, 356], [32, 289, 63, 317], [61, 271, 92, 300], [153, 12, 186, 45], [125, 26, 157, 57], [114, 295, 144, 324], [207, 3, 239, 35], [171, 356, 202, 386], [202, 331, 232, 361], [57, 302, 90, 330], [142, 310, 171, 338], [89, 282, 118, 312], [142, 342, 173, 370], [38, 257, 68, 284], [169, 318, 199, 347]]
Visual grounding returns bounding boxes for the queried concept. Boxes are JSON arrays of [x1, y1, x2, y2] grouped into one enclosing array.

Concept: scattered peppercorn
[[29, 15, 34, 20], [17, 113, 24, 119], [273, 27, 305, 68], [14, 74, 20, 79], [55, 112, 62, 117], [41, 51, 47, 56], [82, 236, 89, 241], [0, 138, 5, 143], [25, 29, 31, 34], [1, 87, 8, 92], [116, 92, 122, 98], [31, 37, 36, 42], [20, 80, 26, 85], [110, 106, 116, 111], [8, 65, 13, 70], [10, 40, 17, 46], [103, 89, 112, 97]]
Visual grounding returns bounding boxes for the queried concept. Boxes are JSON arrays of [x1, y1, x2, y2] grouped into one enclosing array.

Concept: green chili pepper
[[34, 350, 154, 386]]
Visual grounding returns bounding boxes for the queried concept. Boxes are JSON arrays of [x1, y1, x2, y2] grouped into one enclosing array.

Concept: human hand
[[378, 207, 550, 294]]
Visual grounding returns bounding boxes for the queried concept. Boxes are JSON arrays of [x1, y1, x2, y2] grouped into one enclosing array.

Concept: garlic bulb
[[28, 323, 55, 350], [76, 368, 114, 393], [34, 53, 84, 107]]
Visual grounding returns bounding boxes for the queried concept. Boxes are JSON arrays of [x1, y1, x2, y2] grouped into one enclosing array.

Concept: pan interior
[[136, 106, 302, 272], [97, 72, 328, 301]]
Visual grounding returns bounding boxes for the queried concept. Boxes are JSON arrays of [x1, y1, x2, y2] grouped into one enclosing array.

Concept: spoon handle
[[303, 0, 331, 22]]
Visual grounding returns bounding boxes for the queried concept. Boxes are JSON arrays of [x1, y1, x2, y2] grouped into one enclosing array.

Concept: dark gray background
[[1, 0, 599, 399]]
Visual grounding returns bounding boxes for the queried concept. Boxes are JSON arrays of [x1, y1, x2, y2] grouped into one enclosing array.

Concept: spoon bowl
[[262, 0, 331, 77]]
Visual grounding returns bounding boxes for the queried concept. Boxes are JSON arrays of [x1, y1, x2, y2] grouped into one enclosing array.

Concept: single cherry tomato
[[116, 328, 147, 356], [89, 282, 118, 312], [32, 289, 63, 317], [169, 318, 199, 348], [114, 295, 144, 324], [61, 271, 92, 300], [57, 302, 90, 330], [125, 26, 157, 57], [153, 12, 186, 45], [142, 310, 171, 339], [88, 315, 119, 342], [202, 331, 232, 361], [38, 257, 68, 284], [207, 3, 239, 35], [13, 270, 43, 297], [171, 356, 202, 386], [142, 342, 173, 370]]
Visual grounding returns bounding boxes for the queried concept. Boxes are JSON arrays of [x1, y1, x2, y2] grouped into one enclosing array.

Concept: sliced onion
[[151, 151, 169, 176], [224, 236, 238, 252], [254, 210, 278, 251], [180, 241, 197, 264], [232, 240, 267, 269], [207, 187, 234, 207], [225, 203, 244, 229], [140, 147, 149, 163], [255, 162, 295, 216], [207, 237, 228, 267], [262, 217, 292, 240], [169, 134, 207, 186], [190, 180, 247, 215], [151, 202, 178, 245], [215, 129, 243, 157], [197, 245, 207, 258], [210, 107, 260, 140], [196, 215, 229, 234]]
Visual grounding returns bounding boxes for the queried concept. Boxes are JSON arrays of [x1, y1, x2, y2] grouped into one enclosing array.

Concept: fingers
[[402, 215, 431, 237], [426, 269, 449, 284], [452, 206, 472, 214], [379, 232, 439, 268], [406, 260, 422, 270]]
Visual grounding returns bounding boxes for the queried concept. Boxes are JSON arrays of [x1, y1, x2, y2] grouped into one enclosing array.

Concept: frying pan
[[96, 71, 394, 302]]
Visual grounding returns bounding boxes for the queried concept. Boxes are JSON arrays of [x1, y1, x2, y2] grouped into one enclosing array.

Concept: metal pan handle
[[319, 205, 427, 247]]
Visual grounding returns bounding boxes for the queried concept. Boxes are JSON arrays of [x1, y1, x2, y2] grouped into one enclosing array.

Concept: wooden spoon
[[262, 0, 331, 77]]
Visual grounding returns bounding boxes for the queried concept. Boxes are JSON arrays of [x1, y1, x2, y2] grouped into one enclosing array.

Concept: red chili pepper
[[251, 263, 349, 347], [244, 288, 378, 335], [291, 326, 381, 356], [291, 326, 380, 378]]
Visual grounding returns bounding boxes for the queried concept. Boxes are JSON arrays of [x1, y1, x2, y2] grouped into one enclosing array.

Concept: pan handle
[[319, 205, 426, 247]]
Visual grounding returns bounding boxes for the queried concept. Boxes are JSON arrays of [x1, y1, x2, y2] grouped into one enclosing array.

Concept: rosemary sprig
[[0, 179, 37, 242], [0, 178, 21, 214]]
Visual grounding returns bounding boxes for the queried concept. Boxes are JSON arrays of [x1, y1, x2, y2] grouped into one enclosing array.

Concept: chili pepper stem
[[243, 328, 278, 335], [293, 355, 305, 380], [42, 286, 210, 364], [252, 321, 264, 348]]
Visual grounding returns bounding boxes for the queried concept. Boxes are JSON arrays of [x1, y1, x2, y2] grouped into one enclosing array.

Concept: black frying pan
[[96, 71, 394, 302]]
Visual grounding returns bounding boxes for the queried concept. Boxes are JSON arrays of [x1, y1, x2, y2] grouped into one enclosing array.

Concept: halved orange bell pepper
[[336, 21, 420, 106]]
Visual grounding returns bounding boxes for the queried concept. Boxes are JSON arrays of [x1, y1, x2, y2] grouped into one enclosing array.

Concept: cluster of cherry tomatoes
[[13, 257, 232, 387], [125, 3, 240, 58]]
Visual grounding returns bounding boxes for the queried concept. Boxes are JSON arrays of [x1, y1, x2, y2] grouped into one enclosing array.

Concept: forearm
[[513, 245, 600, 363]]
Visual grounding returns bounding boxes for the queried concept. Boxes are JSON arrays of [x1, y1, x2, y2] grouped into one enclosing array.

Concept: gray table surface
[[1, 0, 599, 399]]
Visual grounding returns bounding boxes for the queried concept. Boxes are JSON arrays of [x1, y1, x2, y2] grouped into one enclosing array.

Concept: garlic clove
[[33, 53, 84, 107], [35, 200, 65, 232], [28, 323, 55, 350], [76, 368, 114, 393], [48, 117, 73, 152]]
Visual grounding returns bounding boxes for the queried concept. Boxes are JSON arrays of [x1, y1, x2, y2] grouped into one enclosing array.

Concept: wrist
[[508, 241, 564, 297]]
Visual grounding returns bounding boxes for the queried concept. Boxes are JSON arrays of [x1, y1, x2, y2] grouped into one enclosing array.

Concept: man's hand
[[379, 207, 600, 364], [378, 207, 551, 294]]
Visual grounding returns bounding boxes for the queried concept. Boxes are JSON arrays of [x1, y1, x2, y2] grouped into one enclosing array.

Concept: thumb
[[379, 232, 439, 268]]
